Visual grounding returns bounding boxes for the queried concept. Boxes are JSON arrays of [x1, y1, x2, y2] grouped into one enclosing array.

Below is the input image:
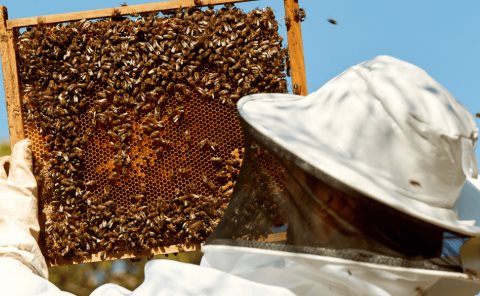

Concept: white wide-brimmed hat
[[238, 55, 480, 236]]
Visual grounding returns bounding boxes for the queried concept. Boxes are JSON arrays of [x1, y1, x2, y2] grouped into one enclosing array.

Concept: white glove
[[0, 139, 48, 278]]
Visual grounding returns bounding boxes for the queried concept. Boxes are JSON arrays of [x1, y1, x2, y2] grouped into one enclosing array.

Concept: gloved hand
[[0, 139, 48, 278]]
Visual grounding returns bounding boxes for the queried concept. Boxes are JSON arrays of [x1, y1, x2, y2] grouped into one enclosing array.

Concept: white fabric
[[0, 257, 294, 296], [90, 259, 293, 296], [0, 140, 48, 278], [1, 245, 478, 296], [455, 178, 480, 222], [0, 257, 73, 296], [201, 244, 480, 296], [238, 55, 480, 235]]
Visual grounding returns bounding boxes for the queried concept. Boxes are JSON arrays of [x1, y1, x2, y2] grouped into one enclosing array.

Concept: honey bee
[[150, 130, 160, 138], [215, 170, 229, 180], [327, 18, 338, 25], [140, 182, 147, 194], [196, 87, 207, 96], [298, 8, 306, 22], [202, 175, 217, 191], [293, 83, 300, 95], [189, 221, 204, 232], [152, 147, 163, 157], [210, 156, 223, 164], [172, 106, 184, 124], [198, 139, 208, 149], [178, 167, 190, 176], [184, 129, 192, 143], [208, 141, 218, 151], [108, 171, 120, 182]]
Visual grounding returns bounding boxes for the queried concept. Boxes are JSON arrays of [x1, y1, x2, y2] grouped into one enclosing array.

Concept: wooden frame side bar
[[0, 6, 24, 146], [7, 0, 256, 29], [284, 0, 307, 95]]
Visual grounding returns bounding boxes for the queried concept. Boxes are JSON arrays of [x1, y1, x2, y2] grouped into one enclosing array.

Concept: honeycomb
[[15, 6, 287, 264]]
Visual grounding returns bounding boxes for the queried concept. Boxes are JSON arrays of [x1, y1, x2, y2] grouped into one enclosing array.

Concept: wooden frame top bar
[[6, 0, 257, 29]]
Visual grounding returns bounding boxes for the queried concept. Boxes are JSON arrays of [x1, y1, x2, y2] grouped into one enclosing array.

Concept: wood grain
[[7, 0, 256, 29], [284, 0, 307, 95], [0, 6, 24, 146], [48, 244, 201, 266]]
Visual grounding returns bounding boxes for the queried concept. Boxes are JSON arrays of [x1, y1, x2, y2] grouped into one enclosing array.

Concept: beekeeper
[[1, 55, 480, 296]]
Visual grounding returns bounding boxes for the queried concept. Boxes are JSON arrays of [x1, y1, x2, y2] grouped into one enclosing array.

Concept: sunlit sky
[[0, 0, 479, 161]]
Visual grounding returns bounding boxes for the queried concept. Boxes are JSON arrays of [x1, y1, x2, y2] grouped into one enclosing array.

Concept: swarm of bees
[[16, 5, 287, 263]]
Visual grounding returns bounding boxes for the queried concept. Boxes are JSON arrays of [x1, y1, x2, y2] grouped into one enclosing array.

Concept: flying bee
[[327, 18, 338, 25], [298, 8, 306, 22]]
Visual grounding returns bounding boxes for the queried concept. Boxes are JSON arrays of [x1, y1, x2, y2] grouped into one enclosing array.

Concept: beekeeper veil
[[207, 56, 480, 273]]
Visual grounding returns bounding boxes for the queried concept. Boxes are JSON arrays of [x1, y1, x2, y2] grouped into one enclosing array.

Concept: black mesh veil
[[207, 119, 469, 273]]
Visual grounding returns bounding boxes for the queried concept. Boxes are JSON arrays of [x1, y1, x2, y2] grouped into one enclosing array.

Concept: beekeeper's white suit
[[1, 56, 480, 296]]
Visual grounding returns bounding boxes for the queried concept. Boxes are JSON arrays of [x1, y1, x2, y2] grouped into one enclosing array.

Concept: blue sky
[[0, 0, 479, 161]]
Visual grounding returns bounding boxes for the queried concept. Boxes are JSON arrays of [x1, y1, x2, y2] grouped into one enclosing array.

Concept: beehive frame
[[0, 0, 306, 265]]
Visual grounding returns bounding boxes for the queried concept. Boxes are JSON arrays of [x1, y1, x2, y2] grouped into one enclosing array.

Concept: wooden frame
[[0, 0, 305, 265]]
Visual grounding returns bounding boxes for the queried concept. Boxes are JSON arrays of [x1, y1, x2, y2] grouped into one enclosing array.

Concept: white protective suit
[[2, 56, 480, 296]]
